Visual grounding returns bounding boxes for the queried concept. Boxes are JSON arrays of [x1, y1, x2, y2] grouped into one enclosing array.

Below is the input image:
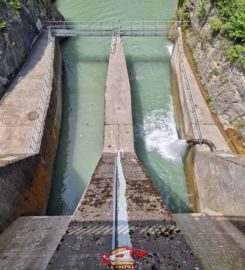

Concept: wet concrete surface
[[47, 153, 114, 269], [174, 214, 245, 270], [47, 153, 202, 269], [123, 153, 202, 269], [0, 216, 71, 270]]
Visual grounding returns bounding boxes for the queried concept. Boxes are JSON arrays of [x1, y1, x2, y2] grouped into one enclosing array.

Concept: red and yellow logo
[[100, 246, 148, 269]]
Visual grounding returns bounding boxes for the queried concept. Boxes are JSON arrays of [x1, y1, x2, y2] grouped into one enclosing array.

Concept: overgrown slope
[[0, 0, 63, 97], [177, 0, 245, 136]]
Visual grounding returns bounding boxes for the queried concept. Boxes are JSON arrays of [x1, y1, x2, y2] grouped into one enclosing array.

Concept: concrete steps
[[173, 214, 245, 270], [0, 216, 71, 270]]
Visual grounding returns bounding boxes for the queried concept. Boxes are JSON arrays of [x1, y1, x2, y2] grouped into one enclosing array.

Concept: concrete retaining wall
[[0, 39, 62, 232], [193, 151, 245, 216], [171, 29, 230, 152], [171, 29, 245, 216]]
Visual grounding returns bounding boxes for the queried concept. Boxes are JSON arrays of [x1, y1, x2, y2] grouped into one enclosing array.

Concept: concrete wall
[[171, 29, 230, 152], [171, 29, 245, 216], [193, 151, 245, 216], [0, 39, 62, 232]]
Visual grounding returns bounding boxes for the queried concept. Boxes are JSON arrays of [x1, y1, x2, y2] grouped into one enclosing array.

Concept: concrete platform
[[104, 37, 134, 153], [173, 214, 245, 270], [0, 216, 71, 270], [48, 153, 202, 270], [0, 34, 48, 159]]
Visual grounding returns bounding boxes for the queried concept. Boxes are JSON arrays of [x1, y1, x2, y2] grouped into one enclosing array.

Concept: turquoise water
[[47, 0, 191, 215]]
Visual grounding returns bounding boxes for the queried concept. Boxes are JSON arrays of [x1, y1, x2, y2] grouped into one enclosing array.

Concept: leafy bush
[[210, 16, 222, 32], [198, 0, 207, 19], [224, 9, 245, 42], [7, 0, 21, 10], [215, 0, 245, 42], [226, 45, 245, 64], [0, 22, 7, 30]]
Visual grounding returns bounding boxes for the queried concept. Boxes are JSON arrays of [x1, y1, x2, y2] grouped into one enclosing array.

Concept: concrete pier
[[104, 37, 134, 153]]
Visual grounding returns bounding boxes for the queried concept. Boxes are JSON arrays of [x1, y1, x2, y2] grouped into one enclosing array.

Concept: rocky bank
[[0, 0, 63, 98], [177, 0, 245, 142]]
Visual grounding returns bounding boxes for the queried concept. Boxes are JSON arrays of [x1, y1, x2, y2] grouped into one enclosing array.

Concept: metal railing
[[177, 34, 203, 144], [27, 29, 55, 154], [45, 20, 179, 37]]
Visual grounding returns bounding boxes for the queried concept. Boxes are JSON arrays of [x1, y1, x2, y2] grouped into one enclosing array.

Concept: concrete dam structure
[[48, 36, 201, 269], [0, 25, 244, 269], [0, 33, 62, 232]]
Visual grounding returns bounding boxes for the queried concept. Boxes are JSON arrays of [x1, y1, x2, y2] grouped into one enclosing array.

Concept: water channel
[[47, 0, 191, 215]]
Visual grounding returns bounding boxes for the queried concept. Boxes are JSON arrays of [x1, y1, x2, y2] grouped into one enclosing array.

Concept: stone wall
[[184, 0, 245, 130], [0, 39, 62, 232]]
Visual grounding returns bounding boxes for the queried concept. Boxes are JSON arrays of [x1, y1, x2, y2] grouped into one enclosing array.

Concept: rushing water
[[47, 0, 191, 215]]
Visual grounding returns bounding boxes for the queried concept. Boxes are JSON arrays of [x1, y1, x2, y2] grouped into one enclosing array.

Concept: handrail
[[112, 152, 132, 249], [177, 32, 203, 144], [45, 20, 178, 37], [112, 154, 118, 250]]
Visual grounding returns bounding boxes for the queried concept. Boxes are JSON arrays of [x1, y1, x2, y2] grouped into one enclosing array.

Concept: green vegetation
[[215, 0, 245, 43], [179, 0, 245, 64], [205, 94, 213, 103], [198, 0, 207, 19], [226, 45, 245, 63], [235, 121, 245, 130], [178, 0, 186, 7], [0, 22, 7, 30], [210, 16, 222, 32], [7, 0, 21, 10]]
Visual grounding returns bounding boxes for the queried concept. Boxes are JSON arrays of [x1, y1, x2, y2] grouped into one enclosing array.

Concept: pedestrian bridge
[[46, 20, 179, 37]]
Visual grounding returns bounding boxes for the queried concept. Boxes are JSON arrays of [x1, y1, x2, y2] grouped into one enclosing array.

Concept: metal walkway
[[46, 21, 178, 37]]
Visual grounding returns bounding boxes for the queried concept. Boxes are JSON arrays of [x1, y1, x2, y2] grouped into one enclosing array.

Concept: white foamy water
[[166, 43, 174, 55], [138, 105, 188, 161]]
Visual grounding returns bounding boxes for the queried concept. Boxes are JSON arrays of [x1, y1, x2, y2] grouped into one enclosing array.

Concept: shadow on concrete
[[47, 219, 202, 270]]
